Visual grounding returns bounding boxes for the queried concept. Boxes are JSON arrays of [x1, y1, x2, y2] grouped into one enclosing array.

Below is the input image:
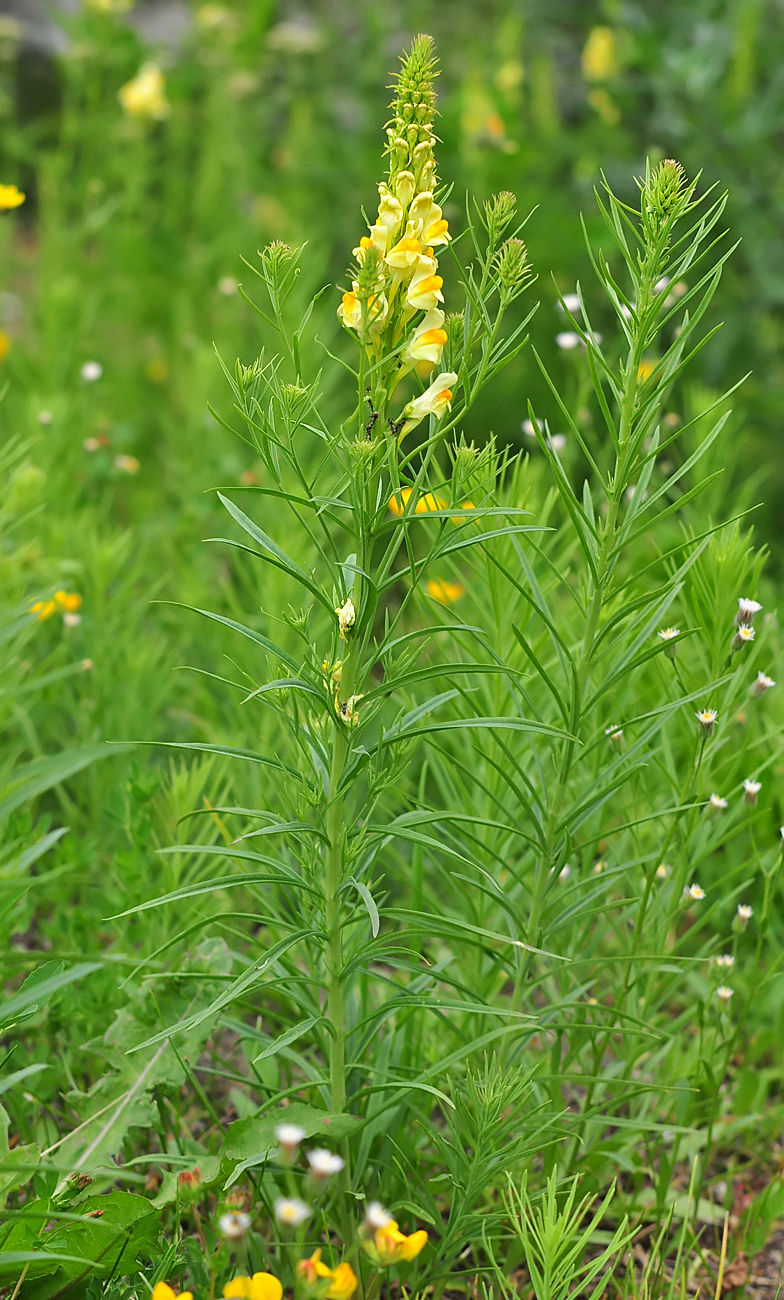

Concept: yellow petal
[[249, 1274, 283, 1300], [400, 1230, 428, 1260], [224, 1279, 252, 1299], [152, 1286, 178, 1300]]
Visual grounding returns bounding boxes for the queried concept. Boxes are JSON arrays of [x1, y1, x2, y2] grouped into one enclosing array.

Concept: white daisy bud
[[736, 597, 762, 626], [750, 671, 775, 698], [743, 779, 761, 806], [605, 724, 624, 748]]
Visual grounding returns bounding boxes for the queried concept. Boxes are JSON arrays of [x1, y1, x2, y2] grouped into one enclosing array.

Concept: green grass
[[0, 8, 783, 1300]]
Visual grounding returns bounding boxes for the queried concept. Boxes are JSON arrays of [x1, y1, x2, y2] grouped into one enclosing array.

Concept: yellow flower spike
[[223, 1274, 283, 1300], [0, 184, 25, 210], [426, 579, 465, 604]]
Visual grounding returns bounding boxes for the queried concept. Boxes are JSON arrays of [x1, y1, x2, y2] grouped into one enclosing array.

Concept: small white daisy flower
[[685, 883, 705, 901], [557, 292, 582, 314], [306, 1149, 345, 1178], [737, 903, 753, 925], [274, 1197, 311, 1227], [750, 671, 775, 698], [81, 361, 102, 382], [558, 864, 571, 881], [218, 277, 238, 296], [219, 1211, 251, 1240], [696, 708, 718, 735], [556, 331, 581, 350], [743, 779, 761, 806], [549, 433, 567, 453], [365, 1202, 393, 1231], [38, 410, 53, 425], [63, 612, 82, 627], [654, 276, 671, 293], [658, 627, 680, 659], [732, 625, 755, 652], [715, 954, 735, 969], [656, 864, 671, 880], [275, 1122, 306, 1153], [716, 985, 734, 1003], [521, 418, 536, 436], [708, 793, 728, 812], [605, 724, 623, 747]]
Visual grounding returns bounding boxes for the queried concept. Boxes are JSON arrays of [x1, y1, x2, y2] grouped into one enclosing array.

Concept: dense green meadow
[[1, 3, 784, 1299]]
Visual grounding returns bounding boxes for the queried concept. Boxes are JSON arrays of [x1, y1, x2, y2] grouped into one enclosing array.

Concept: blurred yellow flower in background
[[0, 184, 24, 210], [146, 359, 168, 383], [0, 333, 10, 362], [119, 65, 170, 120], [86, 0, 133, 11], [582, 27, 619, 81], [426, 579, 465, 604]]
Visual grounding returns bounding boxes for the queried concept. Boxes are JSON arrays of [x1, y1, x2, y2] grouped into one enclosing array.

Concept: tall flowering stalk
[[128, 33, 536, 1281]]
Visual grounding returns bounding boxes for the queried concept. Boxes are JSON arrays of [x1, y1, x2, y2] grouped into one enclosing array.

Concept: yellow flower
[[119, 64, 170, 120], [450, 500, 475, 525], [361, 1220, 428, 1267], [297, 1250, 358, 1300], [426, 579, 465, 604], [400, 371, 456, 438], [54, 591, 82, 613], [87, 0, 133, 10], [0, 184, 25, 210], [30, 599, 57, 621], [385, 235, 423, 273], [582, 27, 619, 81], [0, 332, 10, 362], [388, 487, 448, 516], [637, 358, 655, 382], [406, 258, 444, 312], [403, 309, 447, 369], [587, 88, 620, 125], [152, 1285, 193, 1300], [147, 359, 168, 383], [223, 1275, 283, 1300], [335, 597, 356, 640], [115, 454, 140, 474]]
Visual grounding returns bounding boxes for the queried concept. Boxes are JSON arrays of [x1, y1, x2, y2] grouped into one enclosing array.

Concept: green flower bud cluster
[[384, 34, 439, 190]]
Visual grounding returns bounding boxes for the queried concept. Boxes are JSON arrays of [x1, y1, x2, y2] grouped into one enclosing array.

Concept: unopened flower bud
[[743, 779, 761, 806], [736, 597, 762, 626], [495, 237, 531, 301], [750, 671, 775, 698]]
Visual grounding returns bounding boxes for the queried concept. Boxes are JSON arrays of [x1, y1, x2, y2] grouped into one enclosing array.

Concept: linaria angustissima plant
[[108, 32, 783, 1298]]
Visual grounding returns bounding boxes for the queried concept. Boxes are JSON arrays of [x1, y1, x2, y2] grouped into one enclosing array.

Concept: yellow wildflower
[[147, 359, 168, 383], [297, 1250, 358, 1300], [582, 27, 619, 81], [30, 599, 57, 621], [587, 88, 620, 125], [54, 591, 82, 613], [0, 332, 10, 362], [119, 64, 170, 120], [426, 579, 465, 604], [388, 487, 448, 516], [400, 372, 456, 438], [360, 1210, 428, 1266], [152, 1286, 192, 1300], [637, 358, 655, 382], [223, 1275, 283, 1300], [115, 454, 140, 474], [0, 184, 25, 210]]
